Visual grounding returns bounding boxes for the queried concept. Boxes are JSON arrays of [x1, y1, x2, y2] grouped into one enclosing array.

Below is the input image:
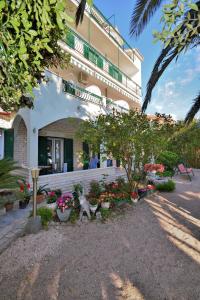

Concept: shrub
[[156, 180, 176, 192], [100, 208, 112, 220], [156, 170, 173, 178], [47, 191, 57, 204], [157, 151, 180, 174], [36, 207, 53, 227], [89, 180, 101, 198]]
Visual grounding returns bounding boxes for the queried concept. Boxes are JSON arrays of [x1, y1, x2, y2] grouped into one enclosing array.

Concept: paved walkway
[[0, 204, 31, 254], [0, 171, 200, 299]]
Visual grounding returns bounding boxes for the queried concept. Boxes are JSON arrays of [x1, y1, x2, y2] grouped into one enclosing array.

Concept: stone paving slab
[[0, 205, 32, 254]]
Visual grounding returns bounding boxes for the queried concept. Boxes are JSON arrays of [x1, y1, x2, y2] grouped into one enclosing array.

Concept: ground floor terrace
[[12, 115, 123, 191], [0, 171, 199, 299]]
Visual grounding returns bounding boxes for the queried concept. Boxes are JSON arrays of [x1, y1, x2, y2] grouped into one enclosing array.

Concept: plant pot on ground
[[88, 198, 99, 213], [36, 184, 49, 203], [19, 197, 30, 209]]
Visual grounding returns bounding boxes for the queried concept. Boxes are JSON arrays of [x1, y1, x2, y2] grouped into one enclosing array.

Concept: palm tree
[[76, 0, 200, 122], [131, 0, 200, 123]]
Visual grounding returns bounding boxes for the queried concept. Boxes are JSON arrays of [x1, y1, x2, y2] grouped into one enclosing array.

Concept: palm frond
[[142, 46, 178, 112], [142, 2, 200, 113], [130, 0, 163, 37], [185, 92, 200, 124], [75, 0, 86, 26]]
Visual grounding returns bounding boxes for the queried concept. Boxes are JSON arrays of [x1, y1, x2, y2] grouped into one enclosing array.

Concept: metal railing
[[62, 80, 129, 113], [65, 28, 141, 96]]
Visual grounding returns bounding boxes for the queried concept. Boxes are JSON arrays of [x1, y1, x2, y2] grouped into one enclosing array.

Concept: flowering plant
[[56, 192, 74, 212], [47, 191, 57, 204], [144, 164, 165, 173], [17, 179, 32, 201]]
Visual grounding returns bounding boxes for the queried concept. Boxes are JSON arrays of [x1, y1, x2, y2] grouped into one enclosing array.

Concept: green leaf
[[188, 3, 199, 11], [28, 30, 38, 36]]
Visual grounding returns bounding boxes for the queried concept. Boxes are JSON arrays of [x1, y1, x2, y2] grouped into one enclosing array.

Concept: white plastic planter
[[101, 202, 110, 209]]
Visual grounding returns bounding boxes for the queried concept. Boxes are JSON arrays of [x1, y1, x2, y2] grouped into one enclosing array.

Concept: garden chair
[[177, 164, 194, 181]]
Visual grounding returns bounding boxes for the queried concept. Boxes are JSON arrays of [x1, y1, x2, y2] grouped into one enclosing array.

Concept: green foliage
[[168, 120, 200, 168], [157, 150, 180, 174], [157, 170, 174, 177], [0, 0, 71, 111], [37, 184, 49, 195], [36, 207, 53, 227], [69, 209, 79, 224], [156, 180, 176, 192], [0, 159, 20, 189], [154, 0, 199, 52], [77, 110, 175, 191], [89, 180, 102, 198], [99, 207, 111, 220]]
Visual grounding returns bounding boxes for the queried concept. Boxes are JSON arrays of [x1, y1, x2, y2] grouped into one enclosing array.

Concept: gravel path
[[0, 171, 200, 300]]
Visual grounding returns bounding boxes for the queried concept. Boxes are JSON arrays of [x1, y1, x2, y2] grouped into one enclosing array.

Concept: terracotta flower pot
[[36, 194, 46, 204], [5, 203, 14, 212]]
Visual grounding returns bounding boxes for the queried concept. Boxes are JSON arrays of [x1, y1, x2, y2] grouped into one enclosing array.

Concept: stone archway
[[12, 115, 27, 167]]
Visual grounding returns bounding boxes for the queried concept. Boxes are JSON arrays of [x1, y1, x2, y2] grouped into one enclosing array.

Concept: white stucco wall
[[14, 71, 108, 169]]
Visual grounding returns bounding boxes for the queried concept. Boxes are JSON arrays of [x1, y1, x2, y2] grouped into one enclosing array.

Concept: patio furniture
[[177, 164, 194, 181]]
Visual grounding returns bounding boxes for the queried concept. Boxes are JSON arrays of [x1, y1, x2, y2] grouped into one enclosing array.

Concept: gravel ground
[[0, 171, 200, 300]]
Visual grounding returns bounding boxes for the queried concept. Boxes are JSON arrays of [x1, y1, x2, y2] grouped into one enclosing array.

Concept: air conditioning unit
[[78, 71, 88, 84]]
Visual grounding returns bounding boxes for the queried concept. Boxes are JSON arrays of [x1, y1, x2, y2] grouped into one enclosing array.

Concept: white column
[[27, 127, 38, 169]]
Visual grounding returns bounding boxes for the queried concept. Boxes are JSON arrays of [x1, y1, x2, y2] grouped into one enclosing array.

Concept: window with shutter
[[83, 44, 89, 59], [66, 31, 75, 48], [64, 139, 73, 172], [38, 136, 48, 166], [97, 56, 103, 69], [4, 129, 14, 159]]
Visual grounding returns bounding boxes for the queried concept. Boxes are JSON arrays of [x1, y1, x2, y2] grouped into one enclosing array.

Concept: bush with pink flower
[[56, 192, 74, 212], [144, 163, 165, 173]]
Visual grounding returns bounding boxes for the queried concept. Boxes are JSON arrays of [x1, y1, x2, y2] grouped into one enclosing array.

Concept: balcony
[[62, 80, 129, 113], [64, 28, 141, 98], [73, 0, 136, 61]]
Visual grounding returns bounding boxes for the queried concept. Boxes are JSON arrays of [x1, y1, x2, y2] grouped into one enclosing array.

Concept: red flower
[[147, 185, 156, 190], [27, 183, 31, 190], [131, 192, 138, 199]]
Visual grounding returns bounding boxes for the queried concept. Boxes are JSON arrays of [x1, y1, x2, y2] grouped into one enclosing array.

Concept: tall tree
[[0, 0, 71, 111]]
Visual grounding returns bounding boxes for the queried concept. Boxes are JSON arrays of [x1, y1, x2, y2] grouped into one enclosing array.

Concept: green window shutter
[[109, 65, 113, 77], [38, 136, 48, 166], [97, 56, 103, 69], [64, 82, 75, 95], [83, 44, 89, 59], [4, 129, 14, 159], [64, 139, 73, 172], [118, 71, 122, 83], [66, 31, 75, 48], [88, 49, 97, 65], [83, 142, 89, 170]]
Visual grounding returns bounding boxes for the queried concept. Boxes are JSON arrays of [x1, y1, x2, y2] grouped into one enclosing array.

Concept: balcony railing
[[63, 80, 129, 113], [65, 28, 141, 97], [74, 1, 135, 60]]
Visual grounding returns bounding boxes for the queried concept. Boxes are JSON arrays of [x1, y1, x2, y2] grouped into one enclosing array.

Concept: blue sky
[[94, 0, 199, 120]]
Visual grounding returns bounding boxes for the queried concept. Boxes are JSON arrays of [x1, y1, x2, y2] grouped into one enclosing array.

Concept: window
[[109, 65, 122, 83], [83, 44, 104, 69], [66, 31, 75, 49]]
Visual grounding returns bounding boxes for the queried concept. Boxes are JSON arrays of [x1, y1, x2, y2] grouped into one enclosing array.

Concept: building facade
[[11, 1, 143, 191]]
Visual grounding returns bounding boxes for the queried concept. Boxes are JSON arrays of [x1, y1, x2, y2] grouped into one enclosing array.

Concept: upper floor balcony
[[66, 0, 143, 81], [60, 28, 141, 102]]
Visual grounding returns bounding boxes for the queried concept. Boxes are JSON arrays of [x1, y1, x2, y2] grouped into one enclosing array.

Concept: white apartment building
[[10, 1, 143, 191]]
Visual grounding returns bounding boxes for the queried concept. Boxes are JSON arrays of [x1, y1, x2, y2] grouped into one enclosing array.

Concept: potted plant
[[89, 197, 98, 213], [73, 183, 83, 208], [17, 180, 32, 209], [56, 192, 74, 222], [130, 191, 139, 204], [36, 184, 49, 203], [46, 191, 58, 210], [100, 194, 112, 209]]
